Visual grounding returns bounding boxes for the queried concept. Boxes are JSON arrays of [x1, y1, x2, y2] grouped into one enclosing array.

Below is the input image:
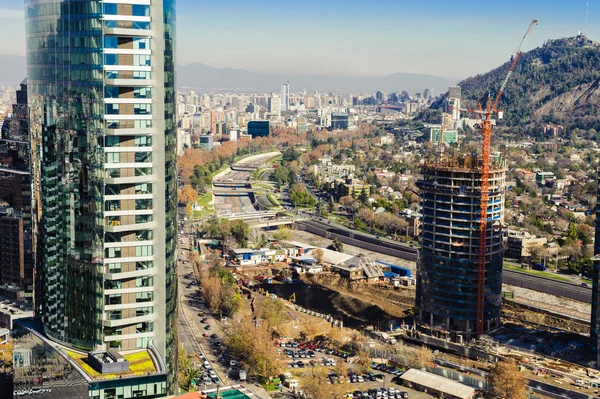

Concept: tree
[[261, 299, 288, 331], [272, 226, 292, 241], [178, 347, 199, 391], [226, 318, 282, 379], [339, 195, 358, 212], [300, 370, 344, 399], [328, 238, 344, 252], [200, 273, 223, 313], [230, 220, 250, 247], [313, 248, 324, 264], [486, 359, 527, 399], [358, 189, 369, 204], [290, 183, 317, 208], [271, 166, 291, 187], [179, 184, 199, 204]]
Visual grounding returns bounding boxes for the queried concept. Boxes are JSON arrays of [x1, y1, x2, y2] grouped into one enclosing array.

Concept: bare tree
[[486, 359, 527, 399], [312, 248, 324, 264], [300, 370, 344, 399]]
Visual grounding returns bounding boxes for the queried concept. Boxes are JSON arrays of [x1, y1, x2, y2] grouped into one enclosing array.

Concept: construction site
[[416, 157, 507, 341]]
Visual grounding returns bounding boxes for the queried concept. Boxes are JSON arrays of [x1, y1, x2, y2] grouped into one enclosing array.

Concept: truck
[[239, 369, 247, 381]]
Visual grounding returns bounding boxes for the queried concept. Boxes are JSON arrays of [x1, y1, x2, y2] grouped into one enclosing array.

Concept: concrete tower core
[[416, 156, 506, 341]]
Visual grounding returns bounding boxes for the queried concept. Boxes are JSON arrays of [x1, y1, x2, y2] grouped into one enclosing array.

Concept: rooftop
[[400, 368, 475, 399], [67, 349, 157, 381]]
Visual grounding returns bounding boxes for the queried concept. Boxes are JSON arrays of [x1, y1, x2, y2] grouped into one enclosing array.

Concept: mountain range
[[422, 36, 600, 131], [0, 55, 456, 94], [177, 63, 457, 94]]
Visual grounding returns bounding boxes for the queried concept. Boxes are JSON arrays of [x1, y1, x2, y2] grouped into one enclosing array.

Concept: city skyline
[[1, 0, 598, 79]]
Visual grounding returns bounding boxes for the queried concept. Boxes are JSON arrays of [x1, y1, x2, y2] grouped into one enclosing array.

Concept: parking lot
[[277, 341, 434, 399]]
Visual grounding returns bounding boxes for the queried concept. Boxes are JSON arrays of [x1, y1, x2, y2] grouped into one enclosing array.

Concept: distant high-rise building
[[330, 113, 349, 131], [416, 158, 506, 340], [281, 80, 290, 112], [26, 0, 177, 396], [423, 88, 434, 99], [375, 91, 384, 101], [199, 135, 214, 150], [248, 121, 271, 138], [0, 78, 32, 301], [269, 94, 282, 117], [447, 85, 462, 120]]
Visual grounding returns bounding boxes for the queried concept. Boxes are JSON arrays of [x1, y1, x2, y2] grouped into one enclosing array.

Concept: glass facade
[[592, 171, 600, 364], [26, 0, 177, 395]]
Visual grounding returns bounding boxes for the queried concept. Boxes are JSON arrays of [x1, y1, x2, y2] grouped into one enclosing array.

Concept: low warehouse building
[[400, 369, 476, 399]]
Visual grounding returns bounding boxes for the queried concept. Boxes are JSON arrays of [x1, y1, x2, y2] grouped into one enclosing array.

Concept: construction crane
[[456, 19, 537, 336]]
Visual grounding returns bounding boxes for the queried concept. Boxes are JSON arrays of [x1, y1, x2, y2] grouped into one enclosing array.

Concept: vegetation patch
[[504, 264, 571, 282]]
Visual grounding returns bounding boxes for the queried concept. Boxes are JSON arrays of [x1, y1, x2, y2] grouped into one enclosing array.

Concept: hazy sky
[[0, 0, 596, 79]]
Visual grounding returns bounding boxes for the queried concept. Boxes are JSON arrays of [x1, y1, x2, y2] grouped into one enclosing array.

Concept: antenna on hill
[[586, 0, 589, 36]]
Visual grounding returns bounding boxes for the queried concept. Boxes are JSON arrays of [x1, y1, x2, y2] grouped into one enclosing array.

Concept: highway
[[503, 269, 592, 303], [295, 218, 419, 261], [294, 218, 593, 303]]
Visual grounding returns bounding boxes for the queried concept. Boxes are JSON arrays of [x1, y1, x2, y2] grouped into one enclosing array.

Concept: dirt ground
[[503, 285, 590, 321]]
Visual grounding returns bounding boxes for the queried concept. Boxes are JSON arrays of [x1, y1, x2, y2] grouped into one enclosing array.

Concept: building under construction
[[416, 155, 506, 341]]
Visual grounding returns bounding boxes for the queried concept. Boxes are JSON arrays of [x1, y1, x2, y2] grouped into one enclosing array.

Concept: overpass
[[212, 181, 250, 188], [213, 189, 254, 196], [231, 162, 264, 172], [222, 210, 278, 221], [247, 218, 305, 228]]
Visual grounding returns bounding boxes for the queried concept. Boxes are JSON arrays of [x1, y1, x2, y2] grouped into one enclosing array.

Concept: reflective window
[[135, 136, 152, 147], [136, 246, 153, 257], [105, 104, 119, 115], [105, 136, 120, 147], [133, 38, 150, 50], [132, 21, 150, 30], [104, 36, 118, 48], [104, 87, 119, 98], [133, 54, 151, 66], [103, 3, 118, 14], [106, 247, 122, 258], [104, 54, 118, 65], [132, 5, 150, 16], [133, 71, 151, 79], [134, 104, 151, 115]]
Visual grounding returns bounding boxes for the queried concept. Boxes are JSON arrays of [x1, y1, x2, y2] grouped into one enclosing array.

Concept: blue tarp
[[376, 261, 412, 277]]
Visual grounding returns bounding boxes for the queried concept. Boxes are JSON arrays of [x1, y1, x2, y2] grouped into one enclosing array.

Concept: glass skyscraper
[[592, 172, 600, 365], [26, 0, 178, 394]]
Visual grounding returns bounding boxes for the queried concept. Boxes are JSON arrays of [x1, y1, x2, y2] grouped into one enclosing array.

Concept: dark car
[[210, 333, 218, 339], [204, 325, 211, 330]]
